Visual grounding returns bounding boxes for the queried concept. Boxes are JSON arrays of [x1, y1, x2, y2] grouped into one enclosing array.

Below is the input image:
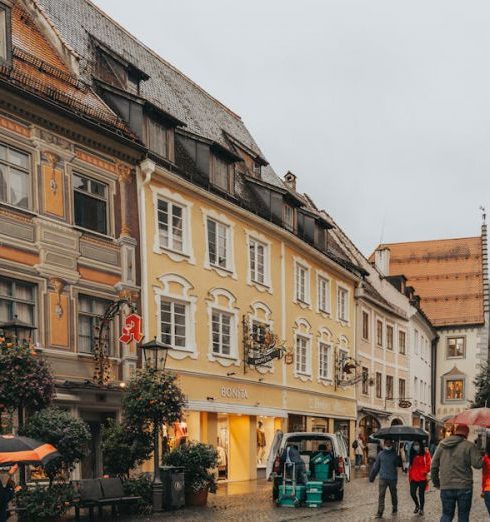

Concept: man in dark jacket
[[369, 439, 399, 518], [431, 424, 482, 522]]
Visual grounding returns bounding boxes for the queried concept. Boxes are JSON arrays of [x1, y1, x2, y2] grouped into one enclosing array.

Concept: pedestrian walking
[[353, 436, 365, 469], [431, 424, 483, 522], [408, 440, 431, 516], [367, 437, 380, 474], [481, 438, 490, 517], [369, 438, 399, 519]]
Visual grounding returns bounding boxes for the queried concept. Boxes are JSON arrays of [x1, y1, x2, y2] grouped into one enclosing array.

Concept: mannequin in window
[[173, 416, 188, 447], [256, 421, 266, 464]]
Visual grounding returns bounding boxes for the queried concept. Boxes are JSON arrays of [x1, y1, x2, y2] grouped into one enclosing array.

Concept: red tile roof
[[373, 236, 484, 327]]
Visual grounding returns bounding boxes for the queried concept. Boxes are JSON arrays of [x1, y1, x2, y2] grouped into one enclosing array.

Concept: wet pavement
[[136, 467, 489, 521]]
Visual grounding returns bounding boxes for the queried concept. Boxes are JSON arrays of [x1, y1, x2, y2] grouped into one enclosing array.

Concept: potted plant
[[163, 441, 218, 506]]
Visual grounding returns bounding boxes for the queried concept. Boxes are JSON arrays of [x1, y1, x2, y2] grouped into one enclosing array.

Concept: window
[[283, 204, 295, 231], [212, 156, 234, 194], [399, 378, 406, 399], [445, 378, 464, 401], [376, 320, 383, 347], [362, 311, 369, 340], [386, 325, 394, 350], [375, 372, 382, 398], [386, 375, 394, 400], [160, 298, 187, 349], [399, 330, 406, 355], [317, 276, 330, 313], [157, 199, 184, 252], [362, 367, 369, 395], [73, 173, 108, 234], [414, 329, 419, 355], [145, 119, 168, 159], [211, 309, 232, 356], [207, 218, 230, 269], [414, 377, 418, 400], [295, 335, 310, 375], [249, 238, 267, 285], [318, 342, 331, 380], [447, 337, 465, 359], [78, 295, 113, 354], [337, 286, 349, 321], [0, 142, 30, 209], [0, 4, 10, 63], [295, 263, 309, 303], [0, 277, 36, 341]]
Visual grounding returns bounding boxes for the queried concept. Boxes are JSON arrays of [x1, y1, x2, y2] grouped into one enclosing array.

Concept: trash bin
[[160, 466, 185, 510]]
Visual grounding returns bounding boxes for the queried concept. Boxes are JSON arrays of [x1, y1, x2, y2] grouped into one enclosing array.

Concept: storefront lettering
[[220, 386, 248, 400]]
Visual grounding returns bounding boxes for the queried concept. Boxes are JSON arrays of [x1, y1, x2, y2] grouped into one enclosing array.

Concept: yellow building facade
[[139, 159, 360, 482]]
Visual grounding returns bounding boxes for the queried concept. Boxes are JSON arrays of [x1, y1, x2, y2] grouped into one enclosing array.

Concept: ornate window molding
[[202, 208, 237, 279]]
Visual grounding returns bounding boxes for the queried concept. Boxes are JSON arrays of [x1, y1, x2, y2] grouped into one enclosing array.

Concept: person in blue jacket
[[369, 439, 400, 519]]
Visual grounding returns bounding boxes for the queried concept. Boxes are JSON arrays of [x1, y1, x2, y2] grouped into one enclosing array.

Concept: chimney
[[284, 171, 297, 191], [374, 247, 391, 276]]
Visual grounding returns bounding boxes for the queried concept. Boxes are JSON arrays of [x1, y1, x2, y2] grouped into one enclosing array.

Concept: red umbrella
[[447, 407, 490, 428]]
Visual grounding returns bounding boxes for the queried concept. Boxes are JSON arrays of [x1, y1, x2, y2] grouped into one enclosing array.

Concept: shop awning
[[186, 400, 288, 418], [413, 410, 444, 425], [358, 406, 391, 419]]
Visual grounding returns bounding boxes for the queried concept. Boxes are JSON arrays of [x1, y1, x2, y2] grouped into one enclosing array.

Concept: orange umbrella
[[447, 407, 490, 428], [0, 435, 60, 466]]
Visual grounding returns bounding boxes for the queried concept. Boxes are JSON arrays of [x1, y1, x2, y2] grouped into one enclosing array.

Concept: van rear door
[[266, 430, 283, 480], [335, 432, 351, 481]]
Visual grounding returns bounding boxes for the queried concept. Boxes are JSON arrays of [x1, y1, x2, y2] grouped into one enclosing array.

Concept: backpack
[[352, 440, 358, 450]]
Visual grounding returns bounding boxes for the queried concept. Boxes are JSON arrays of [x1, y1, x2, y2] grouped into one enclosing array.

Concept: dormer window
[[211, 155, 234, 194], [283, 204, 295, 231], [252, 161, 261, 177], [144, 118, 169, 159], [0, 3, 11, 63]]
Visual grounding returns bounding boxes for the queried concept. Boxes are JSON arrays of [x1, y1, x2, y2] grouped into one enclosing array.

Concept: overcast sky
[[93, 0, 490, 254]]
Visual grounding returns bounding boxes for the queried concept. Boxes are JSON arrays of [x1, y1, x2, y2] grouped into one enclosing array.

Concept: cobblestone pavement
[[136, 469, 489, 522]]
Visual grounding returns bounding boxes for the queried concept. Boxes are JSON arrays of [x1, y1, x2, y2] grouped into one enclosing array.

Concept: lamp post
[[139, 337, 172, 512]]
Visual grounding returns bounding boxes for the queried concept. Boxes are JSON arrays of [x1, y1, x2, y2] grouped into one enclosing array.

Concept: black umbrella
[[0, 435, 61, 466], [372, 426, 429, 442]]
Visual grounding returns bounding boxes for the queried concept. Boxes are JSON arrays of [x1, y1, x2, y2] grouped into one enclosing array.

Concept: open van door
[[265, 430, 283, 480], [335, 432, 351, 482]]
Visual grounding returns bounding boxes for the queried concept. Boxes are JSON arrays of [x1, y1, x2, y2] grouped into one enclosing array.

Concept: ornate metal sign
[[119, 313, 143, 344], [335, 350, 363, 388], [398, 400, 412, 409], [242, 316, 287, 369]]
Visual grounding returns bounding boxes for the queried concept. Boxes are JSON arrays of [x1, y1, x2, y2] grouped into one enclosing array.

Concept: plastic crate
[[306, 481, 323, 493], [314, 463, 331, 481], [277, 484, 306, 507], [305, 499, 322, 508]]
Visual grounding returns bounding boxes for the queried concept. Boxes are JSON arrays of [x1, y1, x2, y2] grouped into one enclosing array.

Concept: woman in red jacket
[[482, 440, 490, 516], [408, 441, 431, 516]]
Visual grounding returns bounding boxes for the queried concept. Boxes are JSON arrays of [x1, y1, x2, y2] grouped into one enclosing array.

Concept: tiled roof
[[0, 4, 128, 133], [35, 0, 270, 163], [374, 237, 485, 327]]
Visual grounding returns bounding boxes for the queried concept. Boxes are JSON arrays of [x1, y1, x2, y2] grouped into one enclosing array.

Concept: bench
[[73, 478, 141, 520]]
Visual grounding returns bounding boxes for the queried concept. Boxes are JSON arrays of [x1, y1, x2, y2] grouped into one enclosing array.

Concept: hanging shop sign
[[119, 313, 144, 344], [242, 316, 288, 367], [398, 400, 412, 409]]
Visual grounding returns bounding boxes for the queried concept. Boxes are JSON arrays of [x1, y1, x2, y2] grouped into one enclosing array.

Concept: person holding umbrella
[[0, 464, 17, 522]]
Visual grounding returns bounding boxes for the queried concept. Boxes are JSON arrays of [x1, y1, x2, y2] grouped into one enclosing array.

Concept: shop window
[[362, 367, 369, 395], [295, 263, 310, 304], [211, 155, 234, 194], [211, 309, 232, 356], [0, 142, 30, 209], [386, 325, 394, 351], [376, 320, 383, 347], [447, 337, 465, 359], [0, 277, 36, 341], [207, 218, 231, 270], [157, 198, 184, 252], [337, 286, 349, 322], [375, 372, 382, 398], [160, 298, 187, 349], [399, 330, 406, 355], [295, 335, 310, 376], [386, 375, 393, 400], [318, 342, 331, 380], [317, 275, 330, 314], [362, 311, 369, 340], [78, 295, 113, 355], [145, 118, 168, 159], [399, 378, 406, 399], [249, 237, 267, 286], [445, 378, 465, 401], [73, 173, 108, 235]]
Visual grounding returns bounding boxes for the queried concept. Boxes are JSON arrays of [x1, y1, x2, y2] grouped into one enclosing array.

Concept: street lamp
[[139, 337, 172, 512]]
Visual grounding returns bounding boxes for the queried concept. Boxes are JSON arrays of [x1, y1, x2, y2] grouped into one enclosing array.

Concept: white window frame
[[318, 341, 332, 381], [294, 258, 311, 307], [293, 319, 312, 380], [336, 283, 350, 323], [398, 328, 407, 355], [206, 288, 239, 366], [202, 208, 236, 279], [316, 271, 331, 315], [246, 230, 272, 291], [386, 324, 394, 351], [154, 274, 197, 360], [211, 308, 233, 357], [295, 335, 311, 377], [376, 318, 383, 347]]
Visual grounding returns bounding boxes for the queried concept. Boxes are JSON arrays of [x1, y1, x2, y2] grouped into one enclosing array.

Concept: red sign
[[119, 313, 143, 344]]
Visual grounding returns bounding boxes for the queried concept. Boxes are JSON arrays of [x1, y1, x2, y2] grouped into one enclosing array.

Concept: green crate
[[306, 481, 323, 493], [305, 499, 322, 508], [277, 484, 306, 507], [306, 491, 322, 503], [314, 463, 331, 481]]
